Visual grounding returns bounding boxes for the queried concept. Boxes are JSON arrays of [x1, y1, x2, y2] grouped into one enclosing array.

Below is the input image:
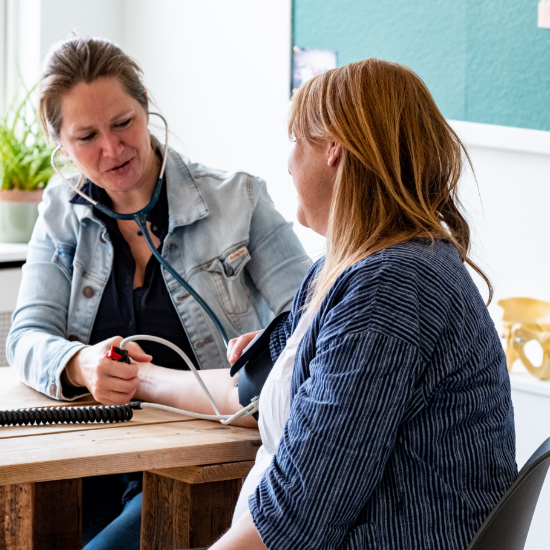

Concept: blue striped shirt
[[249, 239, 517, 550]]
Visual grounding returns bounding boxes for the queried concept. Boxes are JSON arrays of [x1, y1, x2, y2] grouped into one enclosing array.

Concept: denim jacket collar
[[70, 136, 209, 231], [163, 141, 209, 231]]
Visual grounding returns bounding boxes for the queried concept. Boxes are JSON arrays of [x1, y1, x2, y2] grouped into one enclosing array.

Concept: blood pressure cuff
[[229, 312, 289, 420]]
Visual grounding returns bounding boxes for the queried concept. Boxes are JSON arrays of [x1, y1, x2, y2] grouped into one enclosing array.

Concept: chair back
[[466, 437, 550, 550]]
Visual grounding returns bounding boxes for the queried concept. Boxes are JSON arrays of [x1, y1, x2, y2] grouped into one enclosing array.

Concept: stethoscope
[[48, 112, 259, 425], [50, 112, 229, 347]]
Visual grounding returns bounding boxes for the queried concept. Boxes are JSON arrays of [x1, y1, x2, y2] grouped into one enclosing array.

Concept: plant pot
[[0, 189, 43, 243]]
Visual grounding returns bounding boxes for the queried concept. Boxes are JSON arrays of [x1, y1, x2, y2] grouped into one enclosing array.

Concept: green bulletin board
[[293, 0, 550, 131]]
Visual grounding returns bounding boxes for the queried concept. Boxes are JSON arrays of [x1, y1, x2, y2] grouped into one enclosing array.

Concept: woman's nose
[[101, 133, 124, 158]]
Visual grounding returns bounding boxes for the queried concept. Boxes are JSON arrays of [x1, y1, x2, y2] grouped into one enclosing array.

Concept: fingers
[[73, 337, 146, 404], [100, 358, 139, 380], [106, 337, 153, 363], [227, 331, 262, 365], [125, 341, 153, 363], [227, 338, 237, 362], [102, 374, 138, 396], [89, 377, 138, 405], [88, 357, 139, 404]]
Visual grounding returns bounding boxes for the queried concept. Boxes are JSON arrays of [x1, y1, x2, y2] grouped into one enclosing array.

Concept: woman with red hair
[[138, 58, 517, 550]]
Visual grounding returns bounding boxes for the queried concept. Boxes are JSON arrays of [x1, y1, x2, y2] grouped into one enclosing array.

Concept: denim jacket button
[[195, 337, 213, 349], [176, 293, 190, 301], [83, 286, 95, 298], [49, 383, 57, 397], [167, 244, 176, 250]]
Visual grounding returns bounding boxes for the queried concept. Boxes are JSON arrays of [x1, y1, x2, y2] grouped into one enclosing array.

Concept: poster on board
[[292, 47, 337, 93], [539, 0, 550, 28]]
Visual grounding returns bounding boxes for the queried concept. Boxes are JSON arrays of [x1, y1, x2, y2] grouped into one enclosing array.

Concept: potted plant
[[0, 89, 55, 243]]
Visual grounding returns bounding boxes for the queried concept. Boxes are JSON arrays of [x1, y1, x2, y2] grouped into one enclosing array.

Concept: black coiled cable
[[0, 404, 134, 427]]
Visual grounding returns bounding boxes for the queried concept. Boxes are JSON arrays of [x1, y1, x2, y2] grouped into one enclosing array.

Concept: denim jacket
[[7, 144, 311, 400]]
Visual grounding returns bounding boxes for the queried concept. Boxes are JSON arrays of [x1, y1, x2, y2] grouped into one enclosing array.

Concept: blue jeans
[[82, 475, 141, 550]]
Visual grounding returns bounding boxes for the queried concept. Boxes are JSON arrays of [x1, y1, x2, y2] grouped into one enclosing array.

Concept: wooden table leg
[[0, 483, 33, 550], [141, 462, 254, 550], [0, 478, 82, 550]]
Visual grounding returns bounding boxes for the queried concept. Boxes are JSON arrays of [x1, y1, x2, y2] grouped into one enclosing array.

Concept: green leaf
[[0, 84, 55, 190]]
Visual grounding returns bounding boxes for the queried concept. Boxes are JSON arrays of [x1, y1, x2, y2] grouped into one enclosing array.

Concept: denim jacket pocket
[[207, 247, 252, 315], [52, 245, 75, 281]]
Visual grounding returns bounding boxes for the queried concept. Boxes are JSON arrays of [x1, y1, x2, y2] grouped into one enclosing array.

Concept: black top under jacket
[[70, 177, 199, 370]]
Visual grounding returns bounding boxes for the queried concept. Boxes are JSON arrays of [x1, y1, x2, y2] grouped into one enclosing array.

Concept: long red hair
[[289, 59, 491, 310]]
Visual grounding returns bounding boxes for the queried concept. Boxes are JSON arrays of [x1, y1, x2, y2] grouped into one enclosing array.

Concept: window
[[0, 0, 41, 114], [0, 0, 8, 113]]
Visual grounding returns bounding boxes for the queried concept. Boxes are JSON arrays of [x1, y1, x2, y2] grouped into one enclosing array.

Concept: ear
[[327, 142, 341, 168]]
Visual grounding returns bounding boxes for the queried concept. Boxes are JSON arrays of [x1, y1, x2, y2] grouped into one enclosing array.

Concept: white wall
[[5, 0, 124, 106], [40, 0, 124, 60], [510, 381, 550, 550], [120, 0, 325, 259], [451, 121, 550, 325]]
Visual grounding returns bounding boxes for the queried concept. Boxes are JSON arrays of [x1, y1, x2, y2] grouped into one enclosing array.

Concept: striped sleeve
[[249, 329, 421, 550], [269, 312, 293, 364]]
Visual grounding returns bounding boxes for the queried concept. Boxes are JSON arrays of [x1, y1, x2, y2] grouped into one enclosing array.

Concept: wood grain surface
[[33, 479, 82, 550], [0, 479, 82, 550], [0, 406, 194, 440], [0, 419, 261, 486], [141, 471, 242, 549], [0, 367, 95, 409], [152, 460, 255, 484], [0, 482, 33, 550]]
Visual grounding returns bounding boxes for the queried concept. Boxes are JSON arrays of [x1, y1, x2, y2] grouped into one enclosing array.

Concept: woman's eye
[[78, 133, 95, 142], [117, 119, 131, 128]]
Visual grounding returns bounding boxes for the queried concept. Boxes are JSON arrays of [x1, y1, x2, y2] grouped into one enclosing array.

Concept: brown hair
[[289, 58, 492, 311], [38, 36, 148, 142]]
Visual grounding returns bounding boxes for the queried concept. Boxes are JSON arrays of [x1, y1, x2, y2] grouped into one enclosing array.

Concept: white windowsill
[[510, 365, 550, 398], [0, 243, 28, 263], [448, 120, 550, 156]]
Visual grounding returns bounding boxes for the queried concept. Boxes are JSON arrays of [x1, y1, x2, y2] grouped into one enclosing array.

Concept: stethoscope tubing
[[50, 112, 229, 347]]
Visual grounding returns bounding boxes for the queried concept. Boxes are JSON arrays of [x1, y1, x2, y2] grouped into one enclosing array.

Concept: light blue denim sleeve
[[6, 203, 87, 401], [246, 178, 311, 315]]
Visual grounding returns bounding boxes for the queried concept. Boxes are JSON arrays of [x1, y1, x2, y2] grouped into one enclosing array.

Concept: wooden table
[[0, 368, 260, 549]]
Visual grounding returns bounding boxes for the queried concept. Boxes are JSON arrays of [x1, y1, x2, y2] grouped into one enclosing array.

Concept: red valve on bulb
[[105, 345, 131, 364]]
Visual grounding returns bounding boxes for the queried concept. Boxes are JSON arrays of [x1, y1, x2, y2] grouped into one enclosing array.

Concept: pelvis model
[[499, 297, 550, 380]]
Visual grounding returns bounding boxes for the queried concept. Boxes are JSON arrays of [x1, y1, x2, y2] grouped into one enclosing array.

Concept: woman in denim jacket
[[6, 37, 310, 550]]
